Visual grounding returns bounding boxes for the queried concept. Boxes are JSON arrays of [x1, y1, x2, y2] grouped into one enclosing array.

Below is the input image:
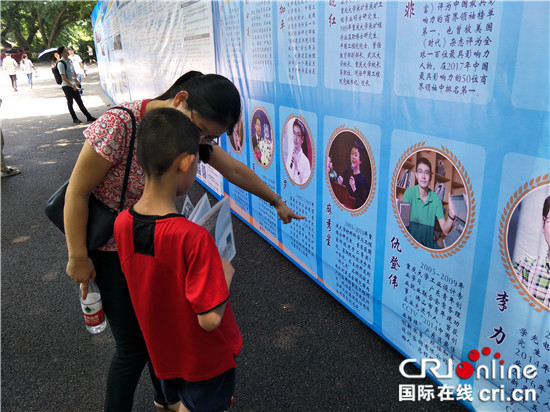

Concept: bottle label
[[81, 299, 105, 327]]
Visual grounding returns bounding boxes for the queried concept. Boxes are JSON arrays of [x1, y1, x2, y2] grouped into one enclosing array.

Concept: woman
[[337, 142, 370, 209], [2, 53, 18, 92], [64, 71, 304, 411], [20, 54, 37, 89], [285, 118, 311, 184]]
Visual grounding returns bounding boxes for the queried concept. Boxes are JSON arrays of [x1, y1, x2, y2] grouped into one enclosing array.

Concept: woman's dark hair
[[137, 108, 200, 178], [351, 139, 365, 159], [155, 71, 242, 135], [543, 195, 550, 219], [293, 118, 308, 158]]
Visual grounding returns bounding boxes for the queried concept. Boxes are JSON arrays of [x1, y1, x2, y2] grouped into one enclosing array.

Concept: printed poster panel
[[217, 0, 245, 80], [243, 0, 274, 82], [279, 106, 318, 277], [248, 100, 279, 242], [277, 1, 319, 87], [511, 1, 550, 112], [394, 0, 503, 104], [473, 154, 549, 412], [224, 115, 251, 219], [92, 2, 550, 409], [321, 115, 380, 324], [93, 1, 214, 101], [324, 0, 386, 93], [382, 131, 485, 359]]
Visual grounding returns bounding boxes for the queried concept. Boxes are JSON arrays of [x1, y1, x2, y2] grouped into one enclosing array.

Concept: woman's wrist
[[270, 193, 282, 207]]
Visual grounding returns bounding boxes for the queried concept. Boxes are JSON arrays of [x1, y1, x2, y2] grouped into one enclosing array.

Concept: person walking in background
[[68, 47, 87, 84], [87, 44, 97, 64], [114, 108, 241, 412], [56, 46, 96, 124], [3, 53, 19, 92], [20, 54, 38, 90]]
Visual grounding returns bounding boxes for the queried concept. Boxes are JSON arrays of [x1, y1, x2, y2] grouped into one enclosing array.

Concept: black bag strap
[[110, 106, 137, 212]]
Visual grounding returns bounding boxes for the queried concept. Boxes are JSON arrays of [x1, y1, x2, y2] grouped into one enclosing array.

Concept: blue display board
[[92, 1, 549, 410]]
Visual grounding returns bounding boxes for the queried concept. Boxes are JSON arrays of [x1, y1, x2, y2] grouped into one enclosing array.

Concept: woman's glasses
[[189, 110, 220, 145]]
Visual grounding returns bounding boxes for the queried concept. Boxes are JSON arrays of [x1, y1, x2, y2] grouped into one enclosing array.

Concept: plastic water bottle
[[80, 280, 107, 334]]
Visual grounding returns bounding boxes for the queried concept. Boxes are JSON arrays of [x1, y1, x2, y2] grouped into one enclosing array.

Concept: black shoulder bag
[[44, 106, 137, 251]]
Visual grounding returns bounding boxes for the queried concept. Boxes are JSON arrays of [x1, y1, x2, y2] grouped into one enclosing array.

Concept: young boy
[[114, 108, 242, 412]]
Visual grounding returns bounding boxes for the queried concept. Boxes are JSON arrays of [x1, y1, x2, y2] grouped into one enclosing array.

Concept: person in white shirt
[[3, 54, 18, 92], [285, 118, 311, 185], [68, 47, 87, 84], [20, 54, 37, 89]]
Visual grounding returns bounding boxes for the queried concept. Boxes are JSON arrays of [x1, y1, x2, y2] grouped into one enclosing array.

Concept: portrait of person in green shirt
[[402, 157, 457, 249]]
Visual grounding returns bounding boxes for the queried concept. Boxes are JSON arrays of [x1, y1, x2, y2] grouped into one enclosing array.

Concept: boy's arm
[[197, 258, 234, 331]]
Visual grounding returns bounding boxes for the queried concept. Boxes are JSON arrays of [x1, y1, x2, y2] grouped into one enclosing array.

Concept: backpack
[[52, 60, 66, 85]]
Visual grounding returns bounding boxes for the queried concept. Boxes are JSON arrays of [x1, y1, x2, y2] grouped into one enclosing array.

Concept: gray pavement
[[1, 62, 467, 411]]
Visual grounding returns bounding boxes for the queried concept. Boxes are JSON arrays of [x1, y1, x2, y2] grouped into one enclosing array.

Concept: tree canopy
[[1, 1, 96, 57]]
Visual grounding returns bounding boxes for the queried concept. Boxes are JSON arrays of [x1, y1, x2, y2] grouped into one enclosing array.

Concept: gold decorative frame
[[325, 125, 376, 216], [281, 114, 315, 188], [250, 106, 274, 169], [391, 142, 475, 258], [499, 176, 550, 313]]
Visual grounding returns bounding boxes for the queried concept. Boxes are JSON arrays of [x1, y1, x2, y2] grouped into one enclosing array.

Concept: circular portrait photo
[[506, 183, 550, 310], [228, 117, 244, 153], [250, 108, 273, 167], [395, 148, 469, 251], [282, 117, 313, 186], [327, 131, 372, 211]]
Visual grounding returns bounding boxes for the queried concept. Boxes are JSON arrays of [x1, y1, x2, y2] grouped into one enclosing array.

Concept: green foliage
[[1, 1, 96, 58]]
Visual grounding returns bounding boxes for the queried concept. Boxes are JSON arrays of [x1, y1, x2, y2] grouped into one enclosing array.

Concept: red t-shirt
[[114, 208, 242, 381]]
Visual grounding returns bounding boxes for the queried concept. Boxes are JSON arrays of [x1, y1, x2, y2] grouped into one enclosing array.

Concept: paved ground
[[1, 62, 468, 411]]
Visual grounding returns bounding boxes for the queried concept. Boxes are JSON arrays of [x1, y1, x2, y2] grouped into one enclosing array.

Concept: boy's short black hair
[[137, 108, 200, 178]]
